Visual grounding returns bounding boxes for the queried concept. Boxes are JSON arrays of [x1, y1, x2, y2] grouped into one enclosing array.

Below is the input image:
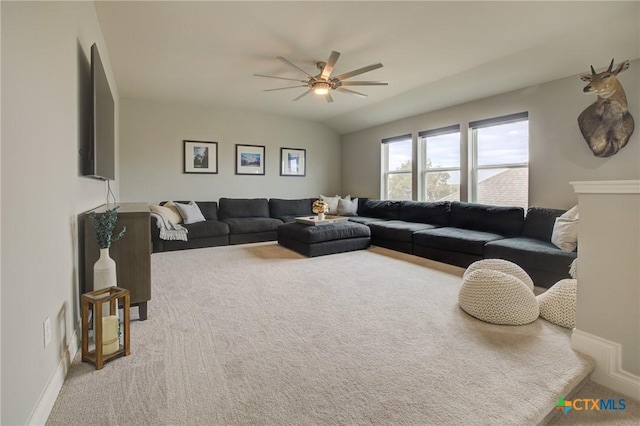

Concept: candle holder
[[81, 287, 131, 370]]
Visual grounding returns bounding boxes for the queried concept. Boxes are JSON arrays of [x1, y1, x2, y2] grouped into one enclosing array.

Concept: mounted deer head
[[577, 59, 635, 157]]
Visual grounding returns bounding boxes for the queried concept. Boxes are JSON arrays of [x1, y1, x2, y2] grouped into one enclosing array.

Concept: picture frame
[[280, 148, 306, 177], [235, 144, 265, 175], [183, 140, 218, 174]]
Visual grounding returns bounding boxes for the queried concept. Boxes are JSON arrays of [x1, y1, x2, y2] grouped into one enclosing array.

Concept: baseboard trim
[[27, 328, 79, 426], [571, 328, 640, 401]]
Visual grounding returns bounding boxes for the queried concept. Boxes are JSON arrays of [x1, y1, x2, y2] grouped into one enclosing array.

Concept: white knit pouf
[[464, 259, 534, 291], [459, 269, 539, 325], [537, 279, 577, 329]]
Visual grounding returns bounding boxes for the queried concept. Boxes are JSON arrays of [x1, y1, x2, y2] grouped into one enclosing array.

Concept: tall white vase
[[94, 248, 117, 290], [318, 212, 325, 221]]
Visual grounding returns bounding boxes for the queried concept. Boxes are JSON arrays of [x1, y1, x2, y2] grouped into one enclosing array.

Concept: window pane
[[477, 167, 528, 209], [424, 170, 460, 201], [477, 121, 528, 166], [425, 132, 460, 169], [387, 173, 412, 200], [388, 140, 412, 171]]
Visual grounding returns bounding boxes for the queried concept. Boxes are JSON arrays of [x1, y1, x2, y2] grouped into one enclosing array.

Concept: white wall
[[119, 99, 341, 203], [1, 2, 117, 424], [341, 60, 640, 209]]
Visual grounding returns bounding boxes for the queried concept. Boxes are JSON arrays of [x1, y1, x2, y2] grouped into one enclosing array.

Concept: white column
[[570, 180, 640, 400]]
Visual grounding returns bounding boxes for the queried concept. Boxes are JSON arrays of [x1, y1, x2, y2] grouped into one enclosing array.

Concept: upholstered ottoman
[[277, 221, 371, 257]]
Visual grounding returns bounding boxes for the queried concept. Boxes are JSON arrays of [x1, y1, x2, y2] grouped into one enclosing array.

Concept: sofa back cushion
[[522, 207, 567, 242], [218, 198, 270, 219], [161, 201, 218, 221], [194, 202, 219, 221], [269, 198, 313, 220], [450, 202, 524, 236], [359, 200, 402, 219], [399, 201, 450, 226]]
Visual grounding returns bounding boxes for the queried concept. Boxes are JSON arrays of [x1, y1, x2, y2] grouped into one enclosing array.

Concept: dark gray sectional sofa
[[151, 198, 314, 252], [150, 197, 576, 288]]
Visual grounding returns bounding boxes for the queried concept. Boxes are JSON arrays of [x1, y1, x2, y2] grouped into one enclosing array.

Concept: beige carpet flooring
[[47, 243, 599, 425]]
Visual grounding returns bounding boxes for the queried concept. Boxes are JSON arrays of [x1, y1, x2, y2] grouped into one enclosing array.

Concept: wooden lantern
[[81, 287, 131, 369]]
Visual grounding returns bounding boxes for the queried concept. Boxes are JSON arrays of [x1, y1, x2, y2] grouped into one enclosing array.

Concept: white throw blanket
[[150, 212, 188, 241]]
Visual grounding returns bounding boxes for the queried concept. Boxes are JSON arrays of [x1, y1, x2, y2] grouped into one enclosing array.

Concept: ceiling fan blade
[[334, 63, 383, 81], [264, 85, 309, 92], [320, 51, 341, 80], [292, 89, 313, 101], [324, 93, 334, 103], [254, 74, 308, 83], [336, 87, 368, 98], [340, 81, 389, 86], [277, 56, 316, 80]]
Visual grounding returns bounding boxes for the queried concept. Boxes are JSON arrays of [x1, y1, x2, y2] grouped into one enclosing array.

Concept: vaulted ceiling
[[95, 1, 640, 135]]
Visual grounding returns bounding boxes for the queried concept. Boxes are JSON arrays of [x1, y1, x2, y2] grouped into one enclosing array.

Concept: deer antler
[[607, 58, 615, 72], [591, 65, 596, 75]]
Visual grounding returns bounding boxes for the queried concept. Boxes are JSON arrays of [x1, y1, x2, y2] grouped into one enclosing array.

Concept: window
[[418, 125, 460, 202], [470, 112, 529, 209], [381, 134, 412, 200]]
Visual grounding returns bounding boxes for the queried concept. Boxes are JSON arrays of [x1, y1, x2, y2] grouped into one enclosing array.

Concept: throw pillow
[[569, 258, 577, 279], [151, 202, 182, 224], [320, 194, 350, 215], [174, 201, 206, 224], [551, 205, 578, 252], [337, 198, 358, 216]]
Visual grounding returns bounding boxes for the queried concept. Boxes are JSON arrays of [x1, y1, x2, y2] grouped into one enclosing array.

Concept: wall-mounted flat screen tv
[[84, 43, 115, 181]]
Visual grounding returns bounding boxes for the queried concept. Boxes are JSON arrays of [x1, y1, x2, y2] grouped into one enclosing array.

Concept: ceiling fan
[[254, 51, 388, 103]]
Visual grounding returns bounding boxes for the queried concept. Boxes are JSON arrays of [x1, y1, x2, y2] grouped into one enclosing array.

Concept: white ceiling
[[95, 1, 640, 135]]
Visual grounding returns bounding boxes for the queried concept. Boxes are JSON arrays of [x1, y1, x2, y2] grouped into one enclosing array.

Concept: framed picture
[[280, 148, 306, 177], [235, 144, 265, 175], [183, 140, 218, 174]]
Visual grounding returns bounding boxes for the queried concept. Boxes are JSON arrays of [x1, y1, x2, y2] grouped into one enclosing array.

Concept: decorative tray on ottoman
[[295, 215, 350, 226]]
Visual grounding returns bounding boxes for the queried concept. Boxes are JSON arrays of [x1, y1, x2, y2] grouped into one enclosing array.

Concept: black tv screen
[[85, 43, 115, 181]]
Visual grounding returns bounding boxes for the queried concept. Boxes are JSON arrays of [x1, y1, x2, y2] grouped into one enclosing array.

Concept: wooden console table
[[83, 202, 151, 320]]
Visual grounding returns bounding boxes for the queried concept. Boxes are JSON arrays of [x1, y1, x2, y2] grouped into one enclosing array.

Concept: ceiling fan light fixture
[[313, 81, 330, 95]]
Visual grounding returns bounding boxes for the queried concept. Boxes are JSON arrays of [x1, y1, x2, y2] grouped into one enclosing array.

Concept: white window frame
[[418, 125, 461, 202], [381, 134, 412, 200], [469, 112, 529, 205]]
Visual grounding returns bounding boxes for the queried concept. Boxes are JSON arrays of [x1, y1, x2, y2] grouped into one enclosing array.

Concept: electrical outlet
[[43, 317, 52, 348]]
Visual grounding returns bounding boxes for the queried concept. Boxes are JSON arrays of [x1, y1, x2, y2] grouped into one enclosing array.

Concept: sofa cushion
[[359, 200, 402, 219], [223, 217, 283, 234], [522, 207, 566, 242], [269, 198, 313, 222], [219, 198, 270, 220], [413, 227, 506, 255], [450, 202, 524, 236], [484, 237, 576, 273], [182, 220, 230, 239], [348, 216, 388, 225], [195, 202, 219, 221], [399, 201, 450, 226], [368, 220, 438, 242]]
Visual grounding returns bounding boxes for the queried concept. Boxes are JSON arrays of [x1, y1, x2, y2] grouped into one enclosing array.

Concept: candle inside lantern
[[102, 315, 119, 355]]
